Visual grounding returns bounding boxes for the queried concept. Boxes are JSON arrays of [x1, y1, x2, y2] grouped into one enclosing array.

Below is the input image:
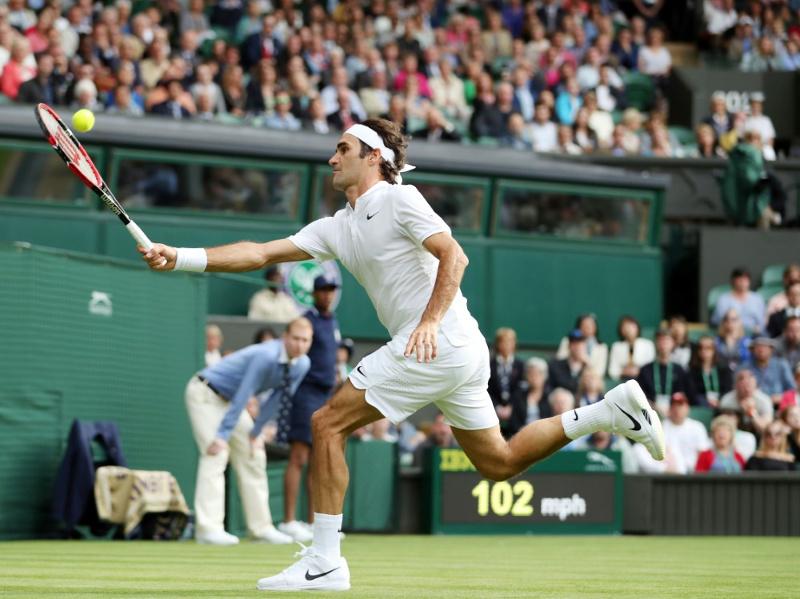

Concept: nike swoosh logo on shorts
[[305, 567, 339, 581], [572, 410, 579, 421], [615, 403, 642, 431]]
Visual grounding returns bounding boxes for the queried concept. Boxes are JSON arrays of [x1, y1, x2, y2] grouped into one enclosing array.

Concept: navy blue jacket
[[303, 307, 340, 389], [51, 420, 127, 530]]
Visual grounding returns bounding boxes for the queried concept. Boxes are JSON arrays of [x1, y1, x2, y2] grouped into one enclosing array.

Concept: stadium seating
[[761, 264, 786, 287], [706, 284, 731, 319]]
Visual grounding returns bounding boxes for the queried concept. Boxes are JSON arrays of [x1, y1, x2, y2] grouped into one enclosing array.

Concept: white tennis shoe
[[278, 520, 314, 543], [604, 379, 665, 461], [256, 545, 350, 592]]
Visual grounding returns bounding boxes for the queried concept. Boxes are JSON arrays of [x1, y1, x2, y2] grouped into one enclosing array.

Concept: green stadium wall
[[0, 243, 205, 538], [0, 208, 662, 346]]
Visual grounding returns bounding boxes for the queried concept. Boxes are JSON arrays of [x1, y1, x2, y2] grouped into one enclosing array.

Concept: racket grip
[[126, 221, 153, 250]]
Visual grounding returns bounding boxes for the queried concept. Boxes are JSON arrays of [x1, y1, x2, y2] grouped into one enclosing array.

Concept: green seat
[[622, 72, 655, 112], [476, 136, 500, 147], [762, 264, 786, 287], [707, 284, 731, 320], [757, 284, 782, 303], [687, 325, 712, 343], [690, 406, 714, 431], [669, 126, 695, 146]]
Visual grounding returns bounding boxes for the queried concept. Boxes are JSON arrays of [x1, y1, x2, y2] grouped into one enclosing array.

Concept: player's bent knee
[[311, 407, 337, 440], [474, 457, 517, 482]]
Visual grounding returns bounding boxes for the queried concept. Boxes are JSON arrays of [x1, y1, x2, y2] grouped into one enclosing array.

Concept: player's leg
[[452, 417, 570, 481], [183, 376, 237, 544], [256, 380, 383, 592], [451, 380, 665, 481], [228, 409, 292, 544], [310, 380, 384, 514]]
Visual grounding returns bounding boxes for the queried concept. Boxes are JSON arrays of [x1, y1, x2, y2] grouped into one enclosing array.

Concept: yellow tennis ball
[[72, 109, 95, 133]]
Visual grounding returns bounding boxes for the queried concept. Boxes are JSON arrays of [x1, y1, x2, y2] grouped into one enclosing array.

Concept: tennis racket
[[34, 103, 153, 250]]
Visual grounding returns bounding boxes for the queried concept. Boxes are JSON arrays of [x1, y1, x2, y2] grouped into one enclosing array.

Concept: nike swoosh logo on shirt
[[572, 410, 579, 421], [366, 211, 379, 220], [305, 567, 339, 581], [615, 403, 642, 431], [356, 365, 365, 377]]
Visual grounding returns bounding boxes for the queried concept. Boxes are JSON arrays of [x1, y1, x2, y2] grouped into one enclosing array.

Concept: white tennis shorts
[[348, 332, 499, 431]]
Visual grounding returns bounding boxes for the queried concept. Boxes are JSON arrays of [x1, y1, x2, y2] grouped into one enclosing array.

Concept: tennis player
[[141, 119, 664, 592]]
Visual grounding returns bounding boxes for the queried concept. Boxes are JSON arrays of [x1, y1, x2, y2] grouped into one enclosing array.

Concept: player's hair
[[357, 118, 408, 184]]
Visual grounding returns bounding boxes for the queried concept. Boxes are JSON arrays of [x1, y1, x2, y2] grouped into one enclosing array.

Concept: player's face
[[329, 135, 371, 191], [284, 325, 313, 359]]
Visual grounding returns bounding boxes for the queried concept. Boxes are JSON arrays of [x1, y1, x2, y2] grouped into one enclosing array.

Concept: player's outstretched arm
[[404, 232, 469, 363], [140, 239, 312, 272]]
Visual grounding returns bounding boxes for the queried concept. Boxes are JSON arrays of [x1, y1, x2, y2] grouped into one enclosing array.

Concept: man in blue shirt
[[711, 267, 766, 334], [739, 335, 796, 407], [278, 275, 341, 543], [186, 317, 312, 545]]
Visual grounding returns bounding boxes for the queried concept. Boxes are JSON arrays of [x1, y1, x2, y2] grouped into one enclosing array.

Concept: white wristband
[[174, 247, 207, 272]]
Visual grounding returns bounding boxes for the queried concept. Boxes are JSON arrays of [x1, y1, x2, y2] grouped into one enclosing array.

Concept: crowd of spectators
[[3, 1, 798, 161], [485, 263, 800, 474]]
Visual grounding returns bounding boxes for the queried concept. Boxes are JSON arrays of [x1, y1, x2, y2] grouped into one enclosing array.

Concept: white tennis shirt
[[289, 180, 481, 347]]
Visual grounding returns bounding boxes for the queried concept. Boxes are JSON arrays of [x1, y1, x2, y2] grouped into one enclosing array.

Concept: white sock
[[312, 512, 342, 561], [561, 400, 611, 440]]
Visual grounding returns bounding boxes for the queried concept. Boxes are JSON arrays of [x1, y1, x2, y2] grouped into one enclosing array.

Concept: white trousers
[[185, 377, 274, 536]]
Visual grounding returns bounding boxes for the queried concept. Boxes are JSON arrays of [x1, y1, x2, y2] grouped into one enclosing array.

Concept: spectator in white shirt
[[744, 91, 776, 161], [638, 26, 671, 78], [662, 392, 710, 472], [527, 101, 558, 152], [428, 58, 470, 123], [704, 0, 738, 37], [608, 315, 656, 381], [205, 324, 224, 366]]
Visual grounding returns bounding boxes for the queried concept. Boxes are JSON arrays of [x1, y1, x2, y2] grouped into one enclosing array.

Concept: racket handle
[[126, 220, 153, 250]]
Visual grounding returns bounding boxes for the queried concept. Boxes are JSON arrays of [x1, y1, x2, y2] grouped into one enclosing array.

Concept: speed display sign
[[429, 448, 623, 534]]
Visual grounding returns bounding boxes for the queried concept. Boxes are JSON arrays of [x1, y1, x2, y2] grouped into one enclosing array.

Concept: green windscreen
[[0, 243, 206, 538]]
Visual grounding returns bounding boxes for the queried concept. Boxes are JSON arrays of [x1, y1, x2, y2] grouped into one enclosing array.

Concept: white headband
[[344, 124, 416, 183]]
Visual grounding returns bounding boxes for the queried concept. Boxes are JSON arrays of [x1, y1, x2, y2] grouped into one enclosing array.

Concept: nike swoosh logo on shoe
[[615, 403, 642, 431], [641, 409, 652, 425], [305, 567, 340, 581]]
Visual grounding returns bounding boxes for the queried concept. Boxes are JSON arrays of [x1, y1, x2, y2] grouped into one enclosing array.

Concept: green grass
[[0, 536, 795, 598]]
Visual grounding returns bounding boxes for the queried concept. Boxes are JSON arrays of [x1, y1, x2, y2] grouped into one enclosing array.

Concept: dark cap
[[314, 274, 339, 291], [567, 329, 586, 342]]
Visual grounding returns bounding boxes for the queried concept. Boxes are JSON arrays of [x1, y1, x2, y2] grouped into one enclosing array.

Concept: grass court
[[0, 535, 794, 598]]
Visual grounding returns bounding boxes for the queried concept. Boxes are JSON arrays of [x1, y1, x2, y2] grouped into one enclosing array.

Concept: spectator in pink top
[[393, 54, 431, 99], [24, 5, 55, 55], [0, 37, 35, 100]]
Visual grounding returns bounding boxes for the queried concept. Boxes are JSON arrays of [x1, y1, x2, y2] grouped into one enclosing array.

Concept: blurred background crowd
[[2, 0, 800, 159]]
